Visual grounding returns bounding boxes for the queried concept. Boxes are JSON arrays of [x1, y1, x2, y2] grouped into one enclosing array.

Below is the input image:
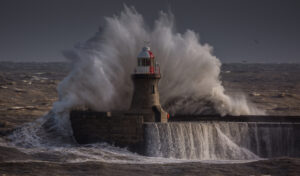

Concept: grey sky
[[0, 0, 299, 63]]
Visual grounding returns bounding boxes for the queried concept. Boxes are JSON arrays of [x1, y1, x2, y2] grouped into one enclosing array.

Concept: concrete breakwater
[[70, 111, 300, 159]]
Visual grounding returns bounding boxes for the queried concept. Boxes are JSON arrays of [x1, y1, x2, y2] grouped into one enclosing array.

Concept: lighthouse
[[130, 46, 168, 122], [70, 46, 168, 150]]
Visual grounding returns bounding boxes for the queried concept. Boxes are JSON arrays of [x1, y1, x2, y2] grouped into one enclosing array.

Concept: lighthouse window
[[144, 59, 150, 66], [152, 85, 155, 94], [141, 59, 145, 66], [140, 58, 151, 66], [147, 59, 151, 66], [142, 58, 147, 66]]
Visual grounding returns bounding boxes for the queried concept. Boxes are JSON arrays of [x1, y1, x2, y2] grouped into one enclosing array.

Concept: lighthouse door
[[152, 106, 161, 122]]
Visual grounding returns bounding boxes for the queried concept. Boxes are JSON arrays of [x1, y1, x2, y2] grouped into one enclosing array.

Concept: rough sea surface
[[1, 63, 300, 175]]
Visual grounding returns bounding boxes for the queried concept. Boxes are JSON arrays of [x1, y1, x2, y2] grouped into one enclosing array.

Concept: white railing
[[135, 66, 149, 74], [135, 66, 160, 74]]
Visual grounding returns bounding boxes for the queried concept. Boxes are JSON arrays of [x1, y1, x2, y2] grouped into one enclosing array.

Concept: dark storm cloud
[[0, 0, 299, 62]]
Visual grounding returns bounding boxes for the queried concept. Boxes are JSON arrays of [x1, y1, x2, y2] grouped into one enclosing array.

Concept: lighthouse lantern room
[[135, 47, 160, 74]]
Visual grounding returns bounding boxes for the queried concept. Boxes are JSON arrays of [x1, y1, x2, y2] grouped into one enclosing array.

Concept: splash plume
[[54, 6, 264, 116]]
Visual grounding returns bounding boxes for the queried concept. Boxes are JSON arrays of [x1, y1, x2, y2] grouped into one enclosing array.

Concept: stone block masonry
[[70, 110, 145, 154]]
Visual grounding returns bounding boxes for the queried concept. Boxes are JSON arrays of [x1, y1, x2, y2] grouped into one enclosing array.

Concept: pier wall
[[70, 110, 145, 153], [70, 111, 300, 157]]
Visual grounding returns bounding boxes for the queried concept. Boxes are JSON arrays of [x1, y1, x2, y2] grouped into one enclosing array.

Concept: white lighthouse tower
[[130, 47, 168, 122]]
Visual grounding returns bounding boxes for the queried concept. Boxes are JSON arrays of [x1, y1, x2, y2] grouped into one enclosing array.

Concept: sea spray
[[144, 122, 297, 159], [8, 111, 75, 147], [56, 6, 264, 116]]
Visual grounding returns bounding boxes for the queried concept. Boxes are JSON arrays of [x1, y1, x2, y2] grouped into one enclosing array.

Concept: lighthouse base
[[129, 105, 168, 123]]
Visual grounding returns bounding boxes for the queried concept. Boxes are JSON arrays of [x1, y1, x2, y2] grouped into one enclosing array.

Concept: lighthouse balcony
[[134, 66, 160, 74]]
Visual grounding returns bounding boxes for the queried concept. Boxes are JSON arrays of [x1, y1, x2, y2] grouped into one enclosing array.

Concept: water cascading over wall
[[144, 122, 299, 160]]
